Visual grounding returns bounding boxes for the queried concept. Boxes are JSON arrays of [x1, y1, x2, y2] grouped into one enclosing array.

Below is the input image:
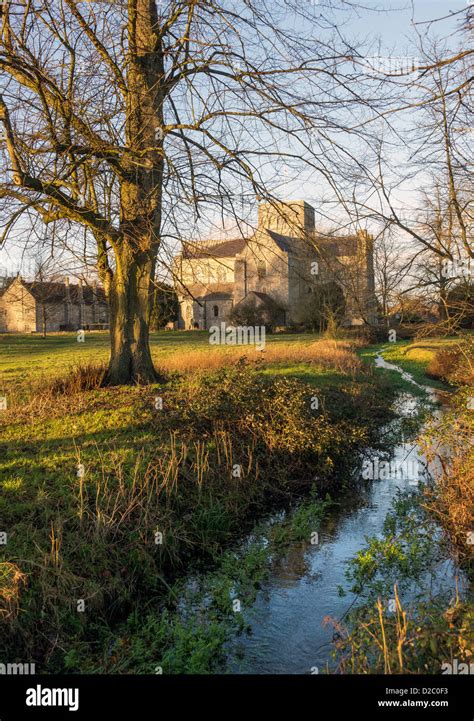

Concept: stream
[[222, 352, 462, 673]]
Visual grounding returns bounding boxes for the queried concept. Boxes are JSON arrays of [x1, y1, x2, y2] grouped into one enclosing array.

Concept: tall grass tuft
[[154, 339, 363, 376], [0, 562, 27, 620]]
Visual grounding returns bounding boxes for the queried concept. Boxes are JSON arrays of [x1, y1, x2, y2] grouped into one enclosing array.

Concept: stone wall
[[174, 200, 377, 330], [0, 281, 36, 332], [35, 301, 67, 332], [176, 255, 236, 329], [0, 278, 109, 332], [194, 298, 234, 330], [257, 200, 315, 237], [240, 230, 290, 310]]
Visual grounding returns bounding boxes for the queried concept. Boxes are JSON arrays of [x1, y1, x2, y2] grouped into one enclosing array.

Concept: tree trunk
[[106, 249, 158, 385], [104, 0, 163, 385]]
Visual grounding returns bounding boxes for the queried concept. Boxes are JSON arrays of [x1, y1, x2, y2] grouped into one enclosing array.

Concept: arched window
[[257, 260, 266, 279], [213, 305, 219, 318]]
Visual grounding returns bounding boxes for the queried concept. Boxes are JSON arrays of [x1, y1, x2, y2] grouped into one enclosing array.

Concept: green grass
[[0, 332, 362, 517], [260, 362, 349, 389], [0, 330, 409, 672], [358, 339, 458, 393], [0, 330, 324, 382], [378, 339, 458, 389]]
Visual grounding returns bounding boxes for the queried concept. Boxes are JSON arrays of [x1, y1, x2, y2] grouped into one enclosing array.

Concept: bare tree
[[30, 254, 64, 338], [373, 230, 407, 328], [339, 8, 472, 278], [0, 0, 385, 383]]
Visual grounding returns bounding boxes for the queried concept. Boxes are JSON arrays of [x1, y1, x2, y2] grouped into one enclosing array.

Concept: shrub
[[0, 362, 396, 669], [30, 361, 109, 397], [333, 587, 472, 674], [333, 492, 472, 673], [420, 390, 474, 564], [426, 337, 474, 386], [301, 281, 345, 333]]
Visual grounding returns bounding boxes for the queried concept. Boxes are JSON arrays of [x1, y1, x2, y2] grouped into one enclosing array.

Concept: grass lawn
[[0, 330, 414, 672], [358, 337, 464, 392], [0, 330, 206, 382], [260, 362, 348, 388], [0, 330, 324, 383], [0, 332, 432, 509], [0, 333, 364, 501]]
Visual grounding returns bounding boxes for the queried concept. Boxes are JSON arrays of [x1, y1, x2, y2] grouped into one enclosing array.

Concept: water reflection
[[227, 357, 461, 674]]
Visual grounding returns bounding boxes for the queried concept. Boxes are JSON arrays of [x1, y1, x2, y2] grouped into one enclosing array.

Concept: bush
[[229, 299, 281, 331], [47, 361, 108, 394], [0, 362, 396, 670], [427, 337, 474, 386], [420, 390, 474, 564], [301, 282, 345, 333]]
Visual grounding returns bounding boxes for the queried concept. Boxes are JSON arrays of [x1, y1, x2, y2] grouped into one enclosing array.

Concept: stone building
[[0, 277, 108, 333], [174, 199, 376, 330]]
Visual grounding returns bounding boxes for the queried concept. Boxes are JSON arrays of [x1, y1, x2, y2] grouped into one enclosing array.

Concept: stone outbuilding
[[0, 277, 108, 333]]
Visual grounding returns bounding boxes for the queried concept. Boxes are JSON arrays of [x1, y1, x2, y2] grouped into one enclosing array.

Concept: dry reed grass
[[154, 338, 362, 376], [422, 428, 474, 561], [0, 562, 27, 620], [1, 339, 362, 420]]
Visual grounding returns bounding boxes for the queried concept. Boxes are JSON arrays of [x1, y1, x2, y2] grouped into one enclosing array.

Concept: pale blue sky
[[0, 0, 469, 275]]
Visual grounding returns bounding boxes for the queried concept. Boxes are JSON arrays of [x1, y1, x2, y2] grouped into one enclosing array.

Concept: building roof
[[182, 282, 234, 300], [180, 226, 363, 263], [200, 291, 233, 301], [234, 290, 283, 310], [182, 237, 247, 259], [181, 230, 296, 260], [0, 277, 15, 298], [315, 235, 359, 257], [181, 231, 361, 262], [266, 230, 293, 253], [20, 280, 106, 305]]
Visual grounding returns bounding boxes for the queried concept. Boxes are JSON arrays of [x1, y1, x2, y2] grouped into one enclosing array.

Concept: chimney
[[77, 279, 85, 327], [65, 276, 71, 302]]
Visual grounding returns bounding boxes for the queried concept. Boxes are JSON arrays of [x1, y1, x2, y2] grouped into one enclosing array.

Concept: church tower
[[257, 200, 315, 238]]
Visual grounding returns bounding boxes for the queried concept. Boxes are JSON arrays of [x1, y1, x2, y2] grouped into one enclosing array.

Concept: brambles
[[0, 349, 395, 671], [331, 336, 473, 675], [421, 391, 474, 565]]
